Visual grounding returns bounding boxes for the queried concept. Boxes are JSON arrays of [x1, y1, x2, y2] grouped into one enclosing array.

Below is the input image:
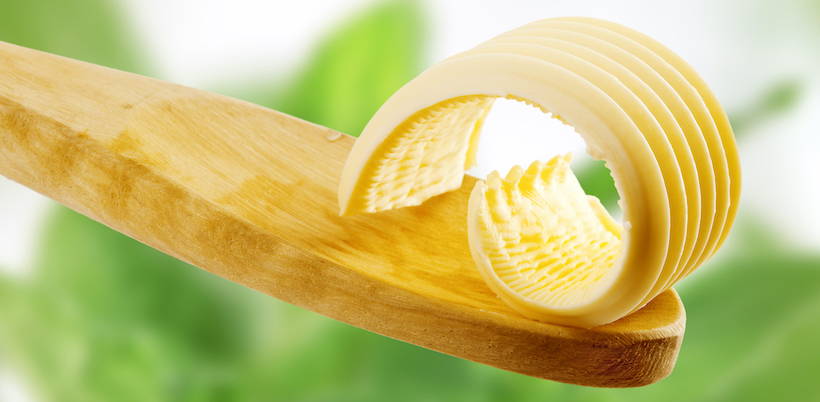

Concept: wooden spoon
[[0, 41, 684, 388]]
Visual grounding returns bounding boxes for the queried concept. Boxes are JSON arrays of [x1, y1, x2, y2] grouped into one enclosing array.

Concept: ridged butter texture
[[474, 154, 622, 309], [347, 95, 493, 214]]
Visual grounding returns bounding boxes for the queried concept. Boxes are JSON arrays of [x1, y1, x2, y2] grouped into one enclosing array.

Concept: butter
[[338, 17, 740, 327], [469, 154, 627, 328]]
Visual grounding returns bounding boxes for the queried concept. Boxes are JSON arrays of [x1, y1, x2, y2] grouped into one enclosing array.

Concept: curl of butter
[[338, 17, 740, 328]]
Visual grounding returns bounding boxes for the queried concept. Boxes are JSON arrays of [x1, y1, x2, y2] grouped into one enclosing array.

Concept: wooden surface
[[0, 41, 685, 388]]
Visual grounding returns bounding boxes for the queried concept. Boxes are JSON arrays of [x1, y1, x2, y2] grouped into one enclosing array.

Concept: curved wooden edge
[[0, 41, 685, 387]]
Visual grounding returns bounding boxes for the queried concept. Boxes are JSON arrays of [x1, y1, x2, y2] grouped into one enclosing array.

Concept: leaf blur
[[271, 0, 427, 137]]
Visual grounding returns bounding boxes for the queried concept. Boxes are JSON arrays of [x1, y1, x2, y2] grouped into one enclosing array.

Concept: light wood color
[[0, 41, 685, 388]]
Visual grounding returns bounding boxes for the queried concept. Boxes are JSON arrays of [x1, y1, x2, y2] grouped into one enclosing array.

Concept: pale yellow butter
[[338, 17, 740, 328], [469, 154, 629, 327]]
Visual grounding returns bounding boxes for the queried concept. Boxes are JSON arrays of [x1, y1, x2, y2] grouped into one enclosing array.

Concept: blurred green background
[[1, 0, 819, 400]]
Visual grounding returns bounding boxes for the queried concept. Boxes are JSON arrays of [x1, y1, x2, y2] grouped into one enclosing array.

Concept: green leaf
[[0, 207, 269, 401], [272, 0, 427, 136], [728, 78, 803, 137], [0, 0, 150, 75], [574, 158, 620, 213]]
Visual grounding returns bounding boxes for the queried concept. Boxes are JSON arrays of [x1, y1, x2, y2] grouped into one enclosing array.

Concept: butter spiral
[[339, 17, 740, 327]]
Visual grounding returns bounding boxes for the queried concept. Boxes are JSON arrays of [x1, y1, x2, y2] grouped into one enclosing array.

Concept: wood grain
[[0, 41, 685, 387]]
